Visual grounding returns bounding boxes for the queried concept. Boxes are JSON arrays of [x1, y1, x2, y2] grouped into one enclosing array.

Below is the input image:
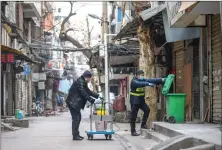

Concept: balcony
[[23, 2, 41, 18]]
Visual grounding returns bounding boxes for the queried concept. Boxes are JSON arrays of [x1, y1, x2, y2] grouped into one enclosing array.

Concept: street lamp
[[88, 14, 102, 21]]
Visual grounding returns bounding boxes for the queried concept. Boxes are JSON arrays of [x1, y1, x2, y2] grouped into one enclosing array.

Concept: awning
[[112, 18, 140, 40], [1, 45, 39, 63], [169, 1, 219, 28], [113, 4, 166, 40], [178, 1, 219, 14], [178, 2, 199, 12], [139, 4, 166, 21]]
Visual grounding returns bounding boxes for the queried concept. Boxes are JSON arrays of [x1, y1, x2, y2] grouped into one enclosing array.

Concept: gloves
[[90, 98, 95, 104], [99, 97, 104, 101], [162, 78, 166, 83], [146, 82, 155, 87]]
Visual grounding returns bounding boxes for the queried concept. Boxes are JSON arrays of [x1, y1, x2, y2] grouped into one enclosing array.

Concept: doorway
[[191, 38, 201, 120]]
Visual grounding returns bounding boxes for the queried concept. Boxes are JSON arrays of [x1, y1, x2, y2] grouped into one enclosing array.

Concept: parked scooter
[[31, 100, 43, 116]]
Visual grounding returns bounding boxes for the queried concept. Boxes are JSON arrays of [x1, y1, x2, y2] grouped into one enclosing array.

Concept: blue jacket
[[130, 77, 163, 104]]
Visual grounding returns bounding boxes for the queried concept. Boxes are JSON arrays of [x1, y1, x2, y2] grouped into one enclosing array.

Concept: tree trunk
[[137, 21, 157, 128]]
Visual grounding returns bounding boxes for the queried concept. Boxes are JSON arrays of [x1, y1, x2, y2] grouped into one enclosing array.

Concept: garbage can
[[15, 109, 19, 119], [162, 74, 186, 123]]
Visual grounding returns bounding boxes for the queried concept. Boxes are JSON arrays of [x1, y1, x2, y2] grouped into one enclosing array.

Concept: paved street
[[1, 108, 128, 150]]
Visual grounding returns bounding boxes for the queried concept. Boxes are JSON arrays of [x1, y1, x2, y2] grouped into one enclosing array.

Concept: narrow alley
[[1, 109, 130, 150], [1, 1, 222, 150]]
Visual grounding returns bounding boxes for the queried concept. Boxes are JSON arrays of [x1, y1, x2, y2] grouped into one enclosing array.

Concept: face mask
[[140, 76, 144, 80]]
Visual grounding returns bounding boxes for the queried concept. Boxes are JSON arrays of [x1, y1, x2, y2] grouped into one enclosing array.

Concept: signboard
[[39, 73, 46, 80], [1, 53, 15, 63], [24, 65, 31, 75], [32, 73, 47, 82], [38, 82, 45, 90]]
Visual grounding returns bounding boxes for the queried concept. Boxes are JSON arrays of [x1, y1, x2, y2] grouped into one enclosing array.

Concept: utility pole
[[101, 2, 108, 43], [102, 2, 110, 107]]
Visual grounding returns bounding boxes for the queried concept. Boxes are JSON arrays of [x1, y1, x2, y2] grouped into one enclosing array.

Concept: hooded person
[[66, 70, 100, 140]]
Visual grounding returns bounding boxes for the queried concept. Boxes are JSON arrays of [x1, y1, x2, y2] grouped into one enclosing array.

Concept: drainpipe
[[27, 20, 32, 116], [199, 28, 204, 122], [220, 1, 222, 126], [207, 15, 212, 122]]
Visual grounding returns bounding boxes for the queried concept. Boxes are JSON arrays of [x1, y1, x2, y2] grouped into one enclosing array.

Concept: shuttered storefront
[[22, 80, 28, 113], [173, 41, 185, 93], [211, 15, 222, 123], [192, 39, 200, 120], [15, 78, 22, 109], [15, 77, 28, 114]]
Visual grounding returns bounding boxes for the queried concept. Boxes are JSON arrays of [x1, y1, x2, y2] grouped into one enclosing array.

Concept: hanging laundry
[[58, 79, 71, 94]]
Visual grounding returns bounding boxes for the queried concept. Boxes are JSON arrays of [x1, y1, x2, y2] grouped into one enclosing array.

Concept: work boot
[[141, 125, 148, 129], [73, 135, 83, 140], [131, 131, 140, 136]]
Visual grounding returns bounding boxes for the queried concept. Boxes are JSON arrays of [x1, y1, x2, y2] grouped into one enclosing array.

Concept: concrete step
[[141, 129, 170, 143], [116, 133, 159, 150], [5, 123, 13, 126], [180, 144, 215, 150], [151, 122, 182, 138], [150, 135, 213, 150]]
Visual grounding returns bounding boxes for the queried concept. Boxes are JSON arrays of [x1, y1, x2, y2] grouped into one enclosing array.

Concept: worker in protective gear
[[66, 70, 100, 140], [130, 70, 165, 136]]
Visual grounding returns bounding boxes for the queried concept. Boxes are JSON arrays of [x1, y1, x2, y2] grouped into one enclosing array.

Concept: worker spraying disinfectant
[[130, 70, 166, 136]]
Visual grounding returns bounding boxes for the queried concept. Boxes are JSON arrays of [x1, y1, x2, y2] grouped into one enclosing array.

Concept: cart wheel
[[105, 134, 108, 140], [87, 134, 90, 140], [108, 135, 112, 140], [163, 115, 168, 122], [168, 116, 176, 123]]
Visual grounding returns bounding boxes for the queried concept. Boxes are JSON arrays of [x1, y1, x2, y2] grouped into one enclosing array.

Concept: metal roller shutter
[[174, 41, 185, 93], [15, 78, 20, 109], [7, 71, 13, 116], [21, 80, 27, 113], [211, 15, 222, 123]]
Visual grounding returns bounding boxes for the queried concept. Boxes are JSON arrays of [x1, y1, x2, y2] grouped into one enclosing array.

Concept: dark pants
[[130, 103, 150, 133], [68, 105, 81, 137]]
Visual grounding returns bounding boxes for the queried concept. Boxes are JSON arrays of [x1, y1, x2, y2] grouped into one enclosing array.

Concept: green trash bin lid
[[162, 74, 175, 95]]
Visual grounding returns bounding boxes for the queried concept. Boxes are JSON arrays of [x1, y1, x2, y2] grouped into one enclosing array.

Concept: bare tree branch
[[58, 2, 101, 89], [65, 28, 76, 34], [90, 26, 94, 34], [60, 2, 76, 33]]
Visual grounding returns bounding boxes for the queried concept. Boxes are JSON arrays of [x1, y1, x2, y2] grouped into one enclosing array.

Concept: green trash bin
[[162, 74, 186, 123], [15, 109, 19, 119]]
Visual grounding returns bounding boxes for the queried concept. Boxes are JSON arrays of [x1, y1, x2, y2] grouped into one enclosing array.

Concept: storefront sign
[[24, 65, 31, 75], [39, 73, 46, 80], [1, 53, 15, 63], [38, 82, 45, 90], [32, 73, 46, 82]]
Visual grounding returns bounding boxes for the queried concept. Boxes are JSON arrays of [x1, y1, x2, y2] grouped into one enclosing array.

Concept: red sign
[[1, 53, 15, 63]]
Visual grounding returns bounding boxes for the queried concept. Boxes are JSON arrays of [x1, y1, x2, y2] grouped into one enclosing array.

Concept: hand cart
[[86, 98, 115, 140]]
